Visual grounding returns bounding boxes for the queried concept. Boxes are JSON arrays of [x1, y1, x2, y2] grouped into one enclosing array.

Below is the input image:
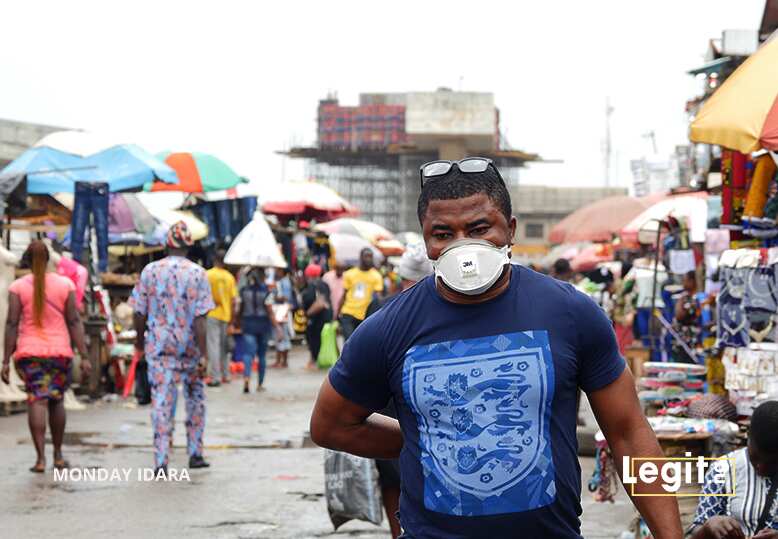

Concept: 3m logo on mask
[[402, 331, 557, 517], [457, 254, 479, 278]]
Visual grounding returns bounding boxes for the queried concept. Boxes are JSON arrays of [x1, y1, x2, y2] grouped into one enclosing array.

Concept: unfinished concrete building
[[282, 88, 538, 232]]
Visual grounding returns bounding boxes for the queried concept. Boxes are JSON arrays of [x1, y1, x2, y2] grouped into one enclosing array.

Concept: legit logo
[[622, 453, 735, 496]]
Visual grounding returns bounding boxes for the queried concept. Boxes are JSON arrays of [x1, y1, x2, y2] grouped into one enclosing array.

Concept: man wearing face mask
[[310, 157, 681, 538]]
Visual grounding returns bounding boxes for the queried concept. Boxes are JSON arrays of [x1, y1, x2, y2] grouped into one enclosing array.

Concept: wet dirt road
[[0, 346, 636, 538]]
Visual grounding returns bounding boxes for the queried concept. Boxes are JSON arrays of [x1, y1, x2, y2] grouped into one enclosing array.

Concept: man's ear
[[509, 216, 518, 245]]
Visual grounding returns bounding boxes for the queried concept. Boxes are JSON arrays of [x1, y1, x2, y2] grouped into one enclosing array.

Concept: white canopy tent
[[225, 211, 287, 268]]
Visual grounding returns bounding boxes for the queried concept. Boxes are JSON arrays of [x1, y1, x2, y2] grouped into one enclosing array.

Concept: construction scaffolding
[[283, 90, 539, 232]]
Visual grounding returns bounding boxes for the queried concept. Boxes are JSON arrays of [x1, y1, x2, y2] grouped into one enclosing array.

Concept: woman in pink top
[[1, 241, 89, 472]]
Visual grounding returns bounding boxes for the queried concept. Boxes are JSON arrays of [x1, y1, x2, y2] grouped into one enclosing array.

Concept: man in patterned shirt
[[131, 221, 215, 475], [688, 401, 778, 538]]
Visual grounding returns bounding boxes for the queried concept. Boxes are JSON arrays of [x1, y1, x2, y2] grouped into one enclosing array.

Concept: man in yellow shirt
[[338, 247, 383, 340], [206, 250, 237, 386]]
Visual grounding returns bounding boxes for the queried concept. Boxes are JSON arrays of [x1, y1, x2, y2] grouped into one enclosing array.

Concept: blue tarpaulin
[[0, 144, 179, 194]]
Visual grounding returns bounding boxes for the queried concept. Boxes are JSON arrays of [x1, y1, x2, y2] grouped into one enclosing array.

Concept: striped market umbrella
[[147, 151, 244, 193], [620, 193, 709, 245], [690, 36, 778, 153], [261, 181, 358, 219], [549, 195, 656, 244]]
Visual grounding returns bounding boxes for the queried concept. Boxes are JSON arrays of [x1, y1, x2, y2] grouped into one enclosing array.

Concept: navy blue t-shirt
[[328, 265, 625, 539]]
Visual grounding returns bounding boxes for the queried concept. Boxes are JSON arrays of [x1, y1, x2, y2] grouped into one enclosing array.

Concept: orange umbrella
[[690, 36, 778, 153]]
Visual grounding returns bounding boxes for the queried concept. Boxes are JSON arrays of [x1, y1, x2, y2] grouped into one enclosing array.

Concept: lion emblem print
[[402, 331, 556, 516]]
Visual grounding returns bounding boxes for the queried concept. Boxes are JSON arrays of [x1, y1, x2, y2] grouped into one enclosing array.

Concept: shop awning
[[687, 56, 733, 76]]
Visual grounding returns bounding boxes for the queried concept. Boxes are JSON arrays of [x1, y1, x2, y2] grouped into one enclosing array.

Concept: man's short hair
[[214, 249, 226, 265], [751, 401, 778, 453], [417, 166, 512, 224]]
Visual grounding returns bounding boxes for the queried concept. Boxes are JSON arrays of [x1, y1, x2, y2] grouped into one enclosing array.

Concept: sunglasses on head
[[419, 157, 506, 189]]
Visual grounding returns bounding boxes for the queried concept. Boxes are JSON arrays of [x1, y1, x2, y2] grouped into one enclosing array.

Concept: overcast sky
[[0, 0, 767, 191]]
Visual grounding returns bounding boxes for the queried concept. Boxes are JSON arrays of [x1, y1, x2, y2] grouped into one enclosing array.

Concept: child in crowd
[[271, 293, 292, 368]]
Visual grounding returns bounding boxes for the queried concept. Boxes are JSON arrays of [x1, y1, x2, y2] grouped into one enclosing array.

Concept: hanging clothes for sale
[[70, 181, 109, 273], [717, 295, 749, 348], [240, 196, 258, 227], [721, 150, 733, 226], [743, 265, 778, 312], [624, 265, 667, 309], [213, 199, 233, 245], [731, 151, 748, 226], [716, 250, 759, 348], [193, 202, 217, 246], [668, 249, 696, 275]]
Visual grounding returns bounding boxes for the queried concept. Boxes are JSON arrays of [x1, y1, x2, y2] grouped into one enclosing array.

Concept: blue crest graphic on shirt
[[403, 331, 556, 516]]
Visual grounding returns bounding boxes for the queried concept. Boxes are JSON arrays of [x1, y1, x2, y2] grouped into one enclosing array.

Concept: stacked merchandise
[[722, 344, 778, 416], [638, 362, 707, 408]]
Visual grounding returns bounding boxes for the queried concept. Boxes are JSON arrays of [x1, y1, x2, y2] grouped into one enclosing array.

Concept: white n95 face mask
[[432, 239, 510, 296]]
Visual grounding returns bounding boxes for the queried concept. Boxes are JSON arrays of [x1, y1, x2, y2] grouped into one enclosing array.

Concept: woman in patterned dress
[[0, 241, 89, 472]]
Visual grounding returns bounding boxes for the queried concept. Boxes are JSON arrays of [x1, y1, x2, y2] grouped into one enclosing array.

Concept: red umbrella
[[570, 243, 614, 272], [549, 195, 658, 244], [261, 181, 358, 221]]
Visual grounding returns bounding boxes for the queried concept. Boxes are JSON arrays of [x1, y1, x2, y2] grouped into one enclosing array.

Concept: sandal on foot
[[29, 463, 45, 473], [54, 459, 69, 470]]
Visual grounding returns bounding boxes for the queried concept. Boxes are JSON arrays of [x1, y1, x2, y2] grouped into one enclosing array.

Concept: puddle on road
[[15, 430, 305, 450]]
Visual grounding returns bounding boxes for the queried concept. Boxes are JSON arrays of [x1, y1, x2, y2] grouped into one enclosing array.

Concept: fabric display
[[717, 288, 749, 348], [716, 250, 764, 348], [645, 416, 739, 435], [743, 265, 778, 312], [743, 154, 777, 220], [71, 181, 109, 272], [638, 362, 706, 404]]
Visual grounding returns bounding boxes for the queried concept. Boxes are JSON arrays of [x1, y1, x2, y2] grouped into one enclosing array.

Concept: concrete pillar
[[437, 139, 467, 161]]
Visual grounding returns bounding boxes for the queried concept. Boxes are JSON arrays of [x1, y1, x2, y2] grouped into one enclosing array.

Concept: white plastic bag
[[324, 449, 383, 530]]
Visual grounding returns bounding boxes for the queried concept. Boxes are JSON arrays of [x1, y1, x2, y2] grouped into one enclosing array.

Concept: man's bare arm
[[133, 312, 147, 352], [588, 369, 682, 539], [310, 377, 403, 459], [193, 315, 208, 358]]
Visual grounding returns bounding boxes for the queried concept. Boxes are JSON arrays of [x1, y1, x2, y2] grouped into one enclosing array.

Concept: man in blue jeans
[[310, 157, 681, 538]]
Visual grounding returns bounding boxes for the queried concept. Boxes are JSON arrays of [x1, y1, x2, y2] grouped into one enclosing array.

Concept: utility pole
[[604, 97, 614, 187], [642, 130, 658, 154]]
